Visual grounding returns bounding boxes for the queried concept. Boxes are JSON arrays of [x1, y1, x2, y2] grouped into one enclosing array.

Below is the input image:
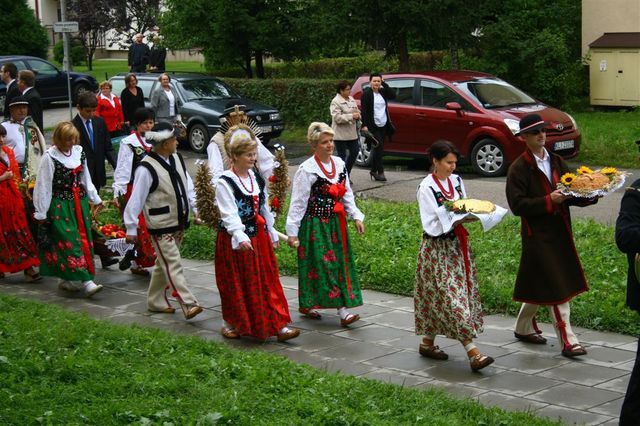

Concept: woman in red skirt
[[215, 124, 299, 341], [0, 125, 40, 281]]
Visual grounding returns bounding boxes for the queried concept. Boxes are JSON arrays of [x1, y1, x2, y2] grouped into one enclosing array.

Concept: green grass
[[177, 198, 638, 336], [60, 60, 206, 81], [573, 109, 640, 169], [0, 294, 556, 425]]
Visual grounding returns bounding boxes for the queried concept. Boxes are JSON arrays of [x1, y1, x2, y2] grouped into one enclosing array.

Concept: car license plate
[[554, 140, 574, 151], [260, 125, 273, 133]]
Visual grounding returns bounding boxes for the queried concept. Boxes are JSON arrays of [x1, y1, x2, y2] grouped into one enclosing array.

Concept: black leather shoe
[[119, 249, 136, 271], [101, 257, 118, 269]]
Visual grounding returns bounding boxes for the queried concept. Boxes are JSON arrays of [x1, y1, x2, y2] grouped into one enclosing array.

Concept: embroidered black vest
[[305, 171, 347, 219], [429, 176, 463, 207], [218, 173, 266, 237], [129, 144, 149, 183], [51, 151, 87, 200]]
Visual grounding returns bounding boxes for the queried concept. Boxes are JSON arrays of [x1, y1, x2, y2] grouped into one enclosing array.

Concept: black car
[[0, 55, 99, 114], [109, 72, 285, 153]]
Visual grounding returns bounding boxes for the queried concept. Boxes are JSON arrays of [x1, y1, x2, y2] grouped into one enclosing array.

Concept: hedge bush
[[53, 38, 87, 67]]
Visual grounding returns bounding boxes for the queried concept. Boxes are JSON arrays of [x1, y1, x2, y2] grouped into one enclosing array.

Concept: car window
[[26, 59, 59, 77], [110, 78, 126, 96], [137, 79, 156, 100], [178, 78, 238, 101], [457, 79, 536, 109], [385, 79, 415, 104], [420, 79, 471, 110]]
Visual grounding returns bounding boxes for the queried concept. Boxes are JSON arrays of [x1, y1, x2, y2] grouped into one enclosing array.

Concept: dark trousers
[[370, 125, 387, 174], [621, 338, 640, 424], [335, 139, 359, 176], [130, 64, 146, 73]]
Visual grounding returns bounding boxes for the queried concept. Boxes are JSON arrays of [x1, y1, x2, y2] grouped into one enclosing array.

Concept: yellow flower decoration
[[561, 173, 577, 186], [601, 167, 618, 175], [577, 166, 593, 175]]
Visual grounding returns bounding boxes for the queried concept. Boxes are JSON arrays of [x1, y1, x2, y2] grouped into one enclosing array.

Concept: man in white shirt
[[1, 95, 45, 179]]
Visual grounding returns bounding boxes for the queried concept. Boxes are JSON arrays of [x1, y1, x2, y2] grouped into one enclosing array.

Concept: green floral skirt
[[297, 216, 362, 309]]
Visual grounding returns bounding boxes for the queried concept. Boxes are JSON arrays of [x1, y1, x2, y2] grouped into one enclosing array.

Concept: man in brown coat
[[506, 113, 595, 358]]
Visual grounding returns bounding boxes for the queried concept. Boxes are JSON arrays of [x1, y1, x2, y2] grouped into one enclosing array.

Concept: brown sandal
[[24, 268, 42, 282], [469, 354, 494, 371], [277, 328, 300, 342], [514, 332, 547, 344], [299, 307, 322, 320], [221, 327, 240, 339], [340, 313, 360, 327], [562, 343, 587, 358], [419, 344, 449, 360]]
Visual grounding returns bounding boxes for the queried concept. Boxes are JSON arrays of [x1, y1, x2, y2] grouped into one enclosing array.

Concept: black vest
[[218, 173, 266, 237]]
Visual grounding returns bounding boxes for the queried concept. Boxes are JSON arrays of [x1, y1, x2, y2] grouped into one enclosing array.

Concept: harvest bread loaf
[[452, 199, 496, 214], [570, 172, 609, 191]]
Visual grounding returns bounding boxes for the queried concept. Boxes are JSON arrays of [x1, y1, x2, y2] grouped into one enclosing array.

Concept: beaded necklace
[[432, 173, 455, 199], [232, 168, 254, 193], [314, 155, 336, 179]]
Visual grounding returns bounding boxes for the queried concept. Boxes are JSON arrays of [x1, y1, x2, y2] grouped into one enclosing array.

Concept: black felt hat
[[517, 113, 546, 135]]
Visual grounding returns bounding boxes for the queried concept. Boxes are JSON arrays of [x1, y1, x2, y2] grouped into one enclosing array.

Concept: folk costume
[[414, 173, 483, 342], [215, 167, 292, 340], [33, 145, 103, 296], [286, 155, 364, 311], [113, 131, 156, 269], [0, 145, 39, 275], [506, 148, 595, 355], [1, 110, 45, 180], [124, 124, 202, 319], [615, 177, 640, 424]]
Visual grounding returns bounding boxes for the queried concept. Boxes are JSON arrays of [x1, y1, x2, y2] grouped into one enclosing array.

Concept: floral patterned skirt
[[414, 235, 483, 341], [215, 217, 291, 340], [297, 215, 362, 309], [0, 191, 39, 273], [40, 197, 94, 281]]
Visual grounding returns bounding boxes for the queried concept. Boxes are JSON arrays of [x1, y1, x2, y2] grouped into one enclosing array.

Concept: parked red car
[[350, 71, 580, 177]]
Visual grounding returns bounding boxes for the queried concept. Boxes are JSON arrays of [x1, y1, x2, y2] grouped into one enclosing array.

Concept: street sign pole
[[57, 0, 73, 120]]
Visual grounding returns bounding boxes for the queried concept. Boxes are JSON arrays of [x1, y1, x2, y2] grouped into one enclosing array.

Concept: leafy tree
[[66, 0, 114, 70], [0, 0, 48, 58], [110, 0, 161, 49]]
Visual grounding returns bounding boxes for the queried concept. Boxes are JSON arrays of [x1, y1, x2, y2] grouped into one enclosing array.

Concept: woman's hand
[[354, 220, 365, 234], [352, 111, 361, 120], [0, 171, 13, 182], [361, 126, 368, 132], [126, 234, 138, 244], [272, 240, 280, 249], [287, 236, 299, 248], [238, 241, 253, 251]]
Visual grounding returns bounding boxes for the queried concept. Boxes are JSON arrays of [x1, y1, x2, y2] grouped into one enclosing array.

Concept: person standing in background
[[96, 81, 125, 138], [1, 62, 20, 119], [128, 33, 149, 73], [150, 73, 182, 125], [330, 80, 360, 177], [120, 74, 145, 130], [18, 70, 43, 132], [148, 35, 167, 73]]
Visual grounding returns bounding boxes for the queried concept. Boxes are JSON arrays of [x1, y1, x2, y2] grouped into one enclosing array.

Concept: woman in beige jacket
[[330, 80, 360, 175]]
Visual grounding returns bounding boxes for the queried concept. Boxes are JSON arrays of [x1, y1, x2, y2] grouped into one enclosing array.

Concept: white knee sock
[[337, 307, 349, 320]]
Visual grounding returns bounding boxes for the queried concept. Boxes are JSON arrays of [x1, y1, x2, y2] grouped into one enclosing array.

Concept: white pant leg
[[547, 302, 579, 350], [149, 232, 197, 309], [515, 303, 541, 335]]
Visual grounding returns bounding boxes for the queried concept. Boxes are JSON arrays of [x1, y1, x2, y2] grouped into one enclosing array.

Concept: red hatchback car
[[350, 71, 580, 177]]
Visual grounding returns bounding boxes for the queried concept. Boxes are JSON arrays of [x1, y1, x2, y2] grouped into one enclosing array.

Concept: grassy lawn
[[63, 60, 206, 81], [0, 294, 556, 425]]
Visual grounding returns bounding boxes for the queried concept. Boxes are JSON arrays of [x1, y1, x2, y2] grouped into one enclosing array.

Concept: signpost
[[53, 16, 77, 119]]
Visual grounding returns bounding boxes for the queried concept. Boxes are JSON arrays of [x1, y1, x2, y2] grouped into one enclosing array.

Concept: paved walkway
[[0, 259, 633, 425]]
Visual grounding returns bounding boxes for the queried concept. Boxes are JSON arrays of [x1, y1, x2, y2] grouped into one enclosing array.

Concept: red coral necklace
[[232, 168, 254, 193], [432, 173, 454, 199], [314, 155, 336, 179], [134, 131, 151, 151]]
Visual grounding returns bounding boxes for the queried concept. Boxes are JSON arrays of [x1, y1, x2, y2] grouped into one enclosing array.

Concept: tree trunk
[[244, 50, 253, 78], [449, 43, 460, 70], [397, 34, 410, 72], [255, 50, 265, 79]]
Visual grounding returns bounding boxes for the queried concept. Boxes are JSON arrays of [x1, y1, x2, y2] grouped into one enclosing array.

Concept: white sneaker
[[58, 280, 80, 292], [84, 281, 103, 298]]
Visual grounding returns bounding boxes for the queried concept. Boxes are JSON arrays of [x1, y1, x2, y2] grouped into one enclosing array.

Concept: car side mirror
[[445, 102, 462, 111]]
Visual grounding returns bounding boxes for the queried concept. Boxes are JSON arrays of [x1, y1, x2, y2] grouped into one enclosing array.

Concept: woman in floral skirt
[[415, 140, 493, 371], [33, 122, 104, 297], [0, 125, 41, 281], [215, 124, 299, 342], [286, 122, 364, 326]]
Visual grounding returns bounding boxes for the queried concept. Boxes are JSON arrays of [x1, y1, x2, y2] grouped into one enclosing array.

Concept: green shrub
[[0, 0, 48, 58], [53, 38, 87, 66]]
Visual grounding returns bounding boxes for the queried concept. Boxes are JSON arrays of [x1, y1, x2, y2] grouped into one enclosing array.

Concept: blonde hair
[[307, 122, 334, 147], [99, 80, 112, 90], [53, 122, 80, 147], [224, 124, 258, 161]]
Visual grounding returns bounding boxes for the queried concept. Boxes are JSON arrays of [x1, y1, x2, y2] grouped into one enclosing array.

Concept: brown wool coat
[[505, 150, 593, 304]]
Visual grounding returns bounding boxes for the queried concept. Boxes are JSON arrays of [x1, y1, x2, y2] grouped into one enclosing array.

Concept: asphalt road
[[43, 104, 635, 226]]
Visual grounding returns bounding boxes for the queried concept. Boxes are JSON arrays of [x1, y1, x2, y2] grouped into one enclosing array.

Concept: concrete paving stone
[[414, 379, 488, 399], [293, 315, 369, 333], [278, 275, 299, 289], [374, 296, 415, 312], [366, 350, 440, 373], [281, 287, 299, 300], [184, 263, 216, 274], [470, 370, 562, 397], [416, 359, 501, 383], [482, 314, 518, 330], [347, 303, 395, 318], [334, 324, 413, 343], [277, 348, 328, 368], [189, 291, 221, 308], [181, 259, 209, 269], [535, 404, 614, 425], [183, 271, 216, 287], [319, 358, 378, 377], [599, 420, 620, 426], [184, 311, 223, 332], [359, 369, 429, 387], [616, 360, 636, 372], [538, 362, 628, 387], [583, 346, 636, 366], [431, 341, 518, 361], [502, 338, 565, 356], [528, 383, 623, 410], [589, 397, 624, 417], [579, 330, 637, 348], [615, 341, 638, 352], [106, 311, 157, 326], [365, 310, 416, 331], [476, 327, 531, 347], [278, 331, 356, 352], [67, 302, 120, 319], [359, 289, 405, 304], [476, 391, 549, 413], [494, 351, 569, 374], [595, 374, 631, 393], [381, 334, 459, 351], [84, 288, 145, 308], [314, 340, 402, 363]]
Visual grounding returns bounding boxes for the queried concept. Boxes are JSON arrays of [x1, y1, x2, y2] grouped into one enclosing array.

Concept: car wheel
[[355, 135, 373, 167], [470, 138, 507, 177], [188, 123, 209, 154], [72, 83, 92, 103]]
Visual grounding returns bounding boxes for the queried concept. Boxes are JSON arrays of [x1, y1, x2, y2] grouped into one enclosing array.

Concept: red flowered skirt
[[121, 184, 156, 267], [214, 217, 291, 340], [0, 189, 39, 273]]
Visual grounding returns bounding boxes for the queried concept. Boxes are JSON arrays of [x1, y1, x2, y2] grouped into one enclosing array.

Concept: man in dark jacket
[[1, 62, 20, 118], [616, 140, 640, 425], [148, 36, 167, 72], [506, 113, 596, 358], [18, 70, 43, 131], [360, 72, 395, 181], [128, 33, 150, 73]]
